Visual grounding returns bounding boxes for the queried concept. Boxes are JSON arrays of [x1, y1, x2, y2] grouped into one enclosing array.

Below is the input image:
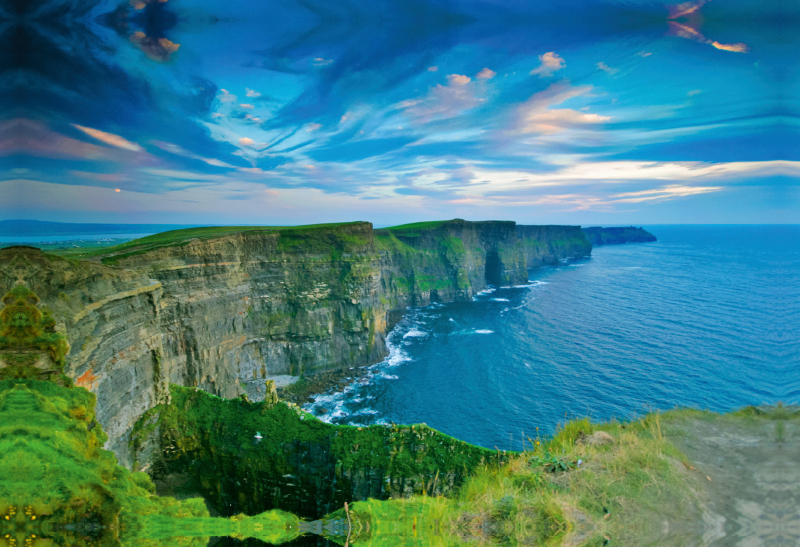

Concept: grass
[[384, 220, 451, 232], [130, 384, 508, 519], [324, 410, 700, 546], [62, 222, 368, 264]]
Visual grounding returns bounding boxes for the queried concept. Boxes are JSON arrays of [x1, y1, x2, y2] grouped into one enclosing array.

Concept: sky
[[1, 0, 798, 226]]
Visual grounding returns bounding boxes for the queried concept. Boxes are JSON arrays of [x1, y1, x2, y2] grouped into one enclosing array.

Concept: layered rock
[[0, 220, 591, 467]]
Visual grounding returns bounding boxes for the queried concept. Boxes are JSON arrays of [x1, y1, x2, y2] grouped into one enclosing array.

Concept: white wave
[[381, 374, 399, 380], [354, 408, 379, 416], [449, 318, 455, 322], [403, 329, 428, 338], [475, 329, 494, 334], [491, 298, 510, 302], [475, 288, 497, 295], [512, 280, 548, 288]]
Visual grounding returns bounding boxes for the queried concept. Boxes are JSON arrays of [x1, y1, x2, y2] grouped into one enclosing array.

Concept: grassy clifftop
[[70, 222, 370, 265]]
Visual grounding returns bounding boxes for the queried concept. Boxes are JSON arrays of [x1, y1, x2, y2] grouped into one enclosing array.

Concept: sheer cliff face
[[0, 221, 590, 467], [517, 225, 592, 268]]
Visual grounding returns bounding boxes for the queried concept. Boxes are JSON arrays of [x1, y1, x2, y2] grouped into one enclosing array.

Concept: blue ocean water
[[306, 226, 800, 451]]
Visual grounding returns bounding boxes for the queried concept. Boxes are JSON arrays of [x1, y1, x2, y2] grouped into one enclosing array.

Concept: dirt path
[[660, 410, 799, 546]]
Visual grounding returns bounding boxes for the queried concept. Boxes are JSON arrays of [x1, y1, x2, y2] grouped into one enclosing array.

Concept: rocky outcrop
[[0, 220, 591, 467], [582, 226, 657, 246]]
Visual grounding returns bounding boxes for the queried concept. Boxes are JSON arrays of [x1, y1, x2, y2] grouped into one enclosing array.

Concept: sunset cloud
[[476, 68, 496, 80], [71, 124, 143, 152], [516, 82, 609, 134], [530, 52, 565, 77]]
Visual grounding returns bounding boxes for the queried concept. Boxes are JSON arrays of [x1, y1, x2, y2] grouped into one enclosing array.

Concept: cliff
[[582, 226, 656, 246], [517, 225, 592, 267], [0, 220, 591, 467]]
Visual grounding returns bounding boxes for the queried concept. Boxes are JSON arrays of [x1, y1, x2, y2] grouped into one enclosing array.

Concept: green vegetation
[[61, 222, 367, 265], [325, 411, 701, 546], [0, 286, 302, 547], [384, 220, 450, 234], [130, 384, 508, 518], [0, 286, 70, 382]]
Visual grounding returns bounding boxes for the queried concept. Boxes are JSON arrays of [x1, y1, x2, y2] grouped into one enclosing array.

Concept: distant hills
[[0, 220, 200, 237]]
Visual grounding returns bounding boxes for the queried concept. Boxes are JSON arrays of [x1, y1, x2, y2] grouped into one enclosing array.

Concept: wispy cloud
[[152, 141, 238, 168], [668, 21, 749, 53], [610, 184, 721, 203], [245, 88, 261, 98], [403, 74, 484, 122], [476, 68, 496, 80], [71, 124, 143, 152], [596, 62, 618, 75], [515, 82, 609, 134]]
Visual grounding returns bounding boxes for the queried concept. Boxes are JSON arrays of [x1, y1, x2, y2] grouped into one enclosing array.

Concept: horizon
[[2, 0, 798, 225]]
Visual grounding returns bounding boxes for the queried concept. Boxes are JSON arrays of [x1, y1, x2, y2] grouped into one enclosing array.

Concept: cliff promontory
[[582, 226, 657, 245], [0, 220, 590, 466]]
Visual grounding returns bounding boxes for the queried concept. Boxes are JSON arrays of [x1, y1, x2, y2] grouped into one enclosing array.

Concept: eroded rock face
[[0, 221, 591, 467]]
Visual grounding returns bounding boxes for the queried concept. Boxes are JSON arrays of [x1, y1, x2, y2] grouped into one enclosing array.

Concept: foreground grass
[[334, 410, 700, 546]]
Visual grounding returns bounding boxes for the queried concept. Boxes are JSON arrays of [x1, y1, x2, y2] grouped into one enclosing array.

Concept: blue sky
[[1, 0, 798, 225]]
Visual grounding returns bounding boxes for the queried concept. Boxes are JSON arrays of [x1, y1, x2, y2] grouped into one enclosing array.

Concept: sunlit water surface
[[306, 225, 800, 451]]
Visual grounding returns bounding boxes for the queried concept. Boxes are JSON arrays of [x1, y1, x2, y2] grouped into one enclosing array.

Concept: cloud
[[464, 160, 800, 192], [219, 89, 237, 103], [313, 58, 333, 66], [447, 74, 471, 86], [306, 123, 323, 132], [240, 104, 255, 109], [688, 89, 702, 96], [667, 0, 710, 19], [245, 88, 261, 98], [129, 32, 180, 62], [596, 62, 618, 75], [428, 66, 439, 72], [476, 68, 496, 80], [239, 137, 255, 146], [71, 124, 143, 152], [151, 141, 238, 168], [610, 184, 721, 203], [710, 41, 749, 53], [0, 119, 128, 161], [636, 51, 652, 57], [530, 52, 565, 77], [668, 22, 749, 53], [516, 82, 609, 134], [403, 75, 484, 122]]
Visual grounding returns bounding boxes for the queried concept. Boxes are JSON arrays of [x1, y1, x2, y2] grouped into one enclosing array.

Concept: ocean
[[305, 225, 800, 451]]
